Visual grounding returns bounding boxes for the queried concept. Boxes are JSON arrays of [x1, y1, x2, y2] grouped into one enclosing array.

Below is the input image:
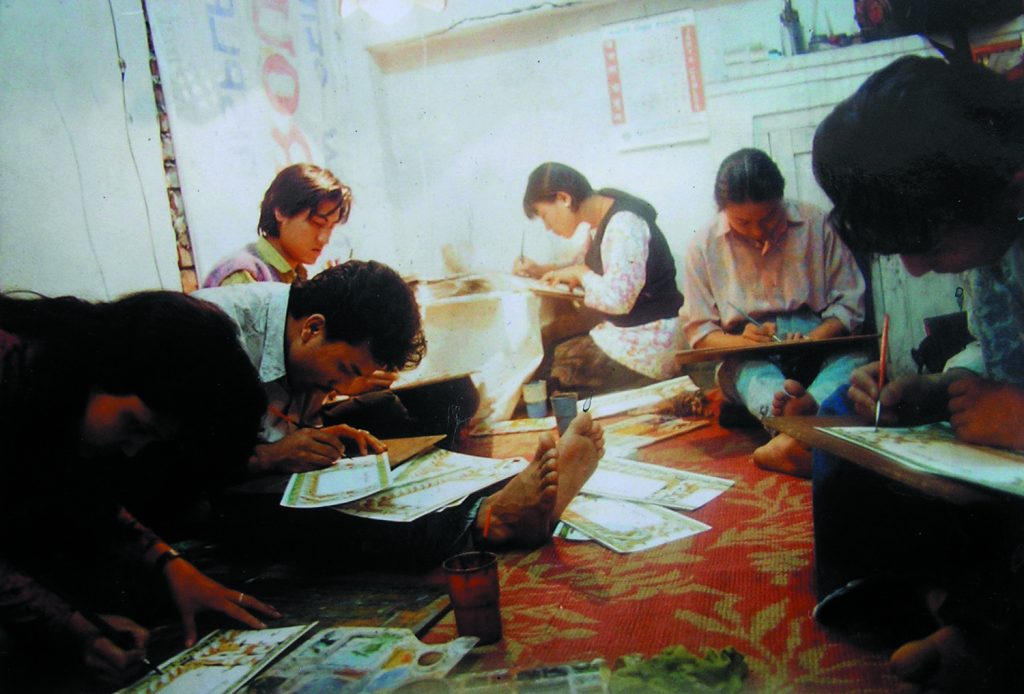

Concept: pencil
[[267, 404, 300, 427], [267, 404, 322, 430], [78, 608, 163, 675], [726, 301, 783, 343], [874, 314, 890, 431]]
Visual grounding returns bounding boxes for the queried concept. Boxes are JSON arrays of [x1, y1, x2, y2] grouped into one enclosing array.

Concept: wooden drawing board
[[392, 371, 476, 391], [676, 334, 879, 365], [764, 415, 997, 505], [385, 434, 446, 469], [525, 282, 585, 301]]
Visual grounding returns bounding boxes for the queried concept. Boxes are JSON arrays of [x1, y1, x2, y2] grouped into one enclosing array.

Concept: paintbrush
[[77, 608, 163, 676], [874, 314, 890, 431], [726, 301, 783, 343], [31, 575, 163, 676]]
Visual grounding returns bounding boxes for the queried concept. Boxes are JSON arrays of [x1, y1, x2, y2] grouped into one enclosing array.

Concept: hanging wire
[[106, 0, 169, 288]]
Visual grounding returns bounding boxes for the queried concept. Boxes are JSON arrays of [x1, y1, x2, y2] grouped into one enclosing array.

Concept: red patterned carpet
[[428, 394, 903, 692]]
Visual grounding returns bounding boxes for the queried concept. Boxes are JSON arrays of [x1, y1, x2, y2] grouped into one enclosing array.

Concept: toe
[[533, 432, 557, 462], [783, 379, 806, 397], [563, 411, 593, 438]]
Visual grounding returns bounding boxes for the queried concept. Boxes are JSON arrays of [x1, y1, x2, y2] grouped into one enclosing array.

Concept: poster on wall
[[602, 8, 708, 151], [145, 0, 344, 284]]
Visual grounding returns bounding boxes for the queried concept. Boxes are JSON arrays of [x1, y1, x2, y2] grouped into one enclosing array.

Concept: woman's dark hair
[[813, 55, 1024, 255], [258, 163, 352, 237], [713, 148, 786, 210], [522, 162, 593, 218], [0, 291, 266, 467], [288, 260, 426, 372]]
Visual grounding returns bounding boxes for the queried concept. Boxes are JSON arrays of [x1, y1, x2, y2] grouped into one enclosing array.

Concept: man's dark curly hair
[[287, 260, 426, 371], [813, 55, 1024, 255]]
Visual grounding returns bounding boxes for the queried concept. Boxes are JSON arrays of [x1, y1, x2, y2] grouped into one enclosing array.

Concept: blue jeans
[[716, 312, 869, 420]]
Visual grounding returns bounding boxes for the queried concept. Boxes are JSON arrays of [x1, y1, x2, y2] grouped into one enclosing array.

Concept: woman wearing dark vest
[[516, 162, 685, 394]]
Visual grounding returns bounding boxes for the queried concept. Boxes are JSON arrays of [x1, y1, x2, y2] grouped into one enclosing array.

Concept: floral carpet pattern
[[430, 396, 902, 692]]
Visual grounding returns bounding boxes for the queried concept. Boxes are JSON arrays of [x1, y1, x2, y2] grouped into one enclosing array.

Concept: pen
[[78, 609, 163, 675], [874, 313, 890, 431], [726, 301, 783, 343]]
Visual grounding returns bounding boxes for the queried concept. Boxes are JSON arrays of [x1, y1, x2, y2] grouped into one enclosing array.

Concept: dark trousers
[[537, 333, 658, 396], [812, 385, 1024, 645]]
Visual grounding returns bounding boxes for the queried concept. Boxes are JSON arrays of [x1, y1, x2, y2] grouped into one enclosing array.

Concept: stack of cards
[[558, 457, 734, 554], [119, 625, 314, 694], [603, 414, 709, 457], [280, 449, 527, 522], [280, 453, 392, 509], [337, 450, 527, 522]]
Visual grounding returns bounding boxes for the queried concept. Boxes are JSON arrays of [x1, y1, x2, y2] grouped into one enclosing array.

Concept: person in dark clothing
[[0, 290, 277, 686], [195, 262, 606, 567], [810, 55, 1024, 689]]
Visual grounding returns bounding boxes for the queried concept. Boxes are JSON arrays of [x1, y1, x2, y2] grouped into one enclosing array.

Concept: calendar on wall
[[602, 8, 708, 151]]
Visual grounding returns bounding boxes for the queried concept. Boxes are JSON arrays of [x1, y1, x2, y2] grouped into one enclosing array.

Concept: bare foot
[[475, 415, 604, 549], [751, 433, 811, 478], [889, 625, 992, 689], [553, 412, 605, 519], [771, 379, 818, 417], [474, 433, 559, 549]]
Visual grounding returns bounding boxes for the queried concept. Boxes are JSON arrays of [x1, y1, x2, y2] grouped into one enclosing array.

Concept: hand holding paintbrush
[[874, 314, 890, 430], [727, 301, 783, 343], [71, 609, 163, 677]]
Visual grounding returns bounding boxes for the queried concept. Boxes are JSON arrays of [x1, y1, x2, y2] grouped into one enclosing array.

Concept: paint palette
[[246, 626, 477, 693]]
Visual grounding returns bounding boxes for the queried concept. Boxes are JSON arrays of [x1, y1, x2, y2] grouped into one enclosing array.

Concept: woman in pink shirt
[[680, 148, 869, 476]]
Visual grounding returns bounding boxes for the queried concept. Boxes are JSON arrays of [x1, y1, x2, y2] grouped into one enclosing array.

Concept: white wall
[[0, 0, 176, 300], [2, 0, 1018, 339], [333, 0, 862, 280]]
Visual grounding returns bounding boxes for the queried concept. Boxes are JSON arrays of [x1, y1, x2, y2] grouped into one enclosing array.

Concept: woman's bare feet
[[553, 412, 604, 519], [771, 379, 818, 417], [474, 413, 604, 549], [757, 380, 815, 477], [752, 433, 812, 478]]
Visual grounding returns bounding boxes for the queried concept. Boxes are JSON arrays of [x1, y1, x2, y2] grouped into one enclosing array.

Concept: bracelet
[[153, 547, 183, 573]]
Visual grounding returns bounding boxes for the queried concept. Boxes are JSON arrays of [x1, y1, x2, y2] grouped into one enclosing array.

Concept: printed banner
[[146, 0, 344, 282]]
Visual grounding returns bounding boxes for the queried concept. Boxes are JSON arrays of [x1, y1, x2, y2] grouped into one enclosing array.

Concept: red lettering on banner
[[272, 123, 313, 165], [249, 0, 317, 170], [252, 0, 295, 55], [262, 53, 300, 115], [603, 39, 626, 125], [681, 25, 705, 113]]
